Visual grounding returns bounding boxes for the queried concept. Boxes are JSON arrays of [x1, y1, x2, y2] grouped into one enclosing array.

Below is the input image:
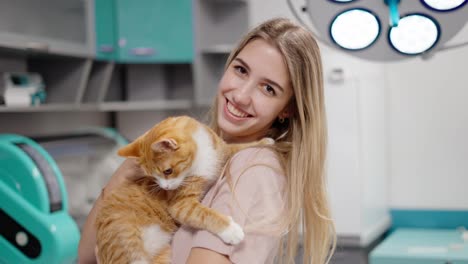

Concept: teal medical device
[[0, 134, 80, 264]]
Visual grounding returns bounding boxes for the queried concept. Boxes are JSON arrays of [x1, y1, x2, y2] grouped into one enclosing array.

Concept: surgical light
[[389, 14, 440, 55], [421, 0, 467, 11], [289, 0, 468, 61], [330, 9, 380, 50]]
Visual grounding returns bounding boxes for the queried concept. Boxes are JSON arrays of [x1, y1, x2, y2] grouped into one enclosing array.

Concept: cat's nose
[[160, 182, 177, 190], [159, 182, 169, 189], [167, 183, 177, 190]]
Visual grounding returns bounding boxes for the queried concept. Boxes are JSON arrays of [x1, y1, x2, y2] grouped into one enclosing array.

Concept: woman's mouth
[[225, 99, 252, 119]]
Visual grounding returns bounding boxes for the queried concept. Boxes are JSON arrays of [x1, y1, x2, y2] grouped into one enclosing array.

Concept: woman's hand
[[78, 158, 144, 264]]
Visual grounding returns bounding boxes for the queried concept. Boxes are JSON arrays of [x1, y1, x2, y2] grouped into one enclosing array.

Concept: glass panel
[[0, 0, 87, 44]]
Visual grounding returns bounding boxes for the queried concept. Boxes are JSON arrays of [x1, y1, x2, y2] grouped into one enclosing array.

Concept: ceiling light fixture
[[287, 0, 468, 61]]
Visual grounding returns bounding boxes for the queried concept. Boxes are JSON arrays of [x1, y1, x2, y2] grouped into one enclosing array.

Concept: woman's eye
[[163, 168, 173, 175], [263, 84, 276, 96], [234, 65, 247, 75]]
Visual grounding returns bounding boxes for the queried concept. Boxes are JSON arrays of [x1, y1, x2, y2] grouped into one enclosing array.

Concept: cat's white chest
[[191, 127, 221, 181]]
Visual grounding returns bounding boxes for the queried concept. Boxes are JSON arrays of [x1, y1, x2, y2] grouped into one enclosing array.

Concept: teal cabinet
[[115, 0, 193, 63], [95, 0, 117, 60]]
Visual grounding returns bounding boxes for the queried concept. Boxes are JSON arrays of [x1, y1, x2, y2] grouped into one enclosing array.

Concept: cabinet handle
[[99, 45, 114, 53], [129, 47, 155, 56], [26, 42, 50, 52]]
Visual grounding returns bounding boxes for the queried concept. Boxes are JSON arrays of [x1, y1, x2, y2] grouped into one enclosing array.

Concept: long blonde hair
[[208, 18, 336, 264]]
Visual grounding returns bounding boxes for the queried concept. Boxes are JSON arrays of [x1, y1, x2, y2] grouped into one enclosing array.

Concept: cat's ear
[[151, 138, 178, 153], [117, 133, 147, 157], [117, 140, 141, 157]]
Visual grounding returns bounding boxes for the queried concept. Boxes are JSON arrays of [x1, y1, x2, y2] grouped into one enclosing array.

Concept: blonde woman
[[79, 17, 336, 263]]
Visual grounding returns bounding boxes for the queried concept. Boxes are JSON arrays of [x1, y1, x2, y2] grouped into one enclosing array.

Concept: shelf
[[0, 100, 193, 113], [0, 1, 94, 58], [99, 100, 193, 111], [201, 44, 233, 54], [27, 56, 92, 105], [0, 104, 99, 112]]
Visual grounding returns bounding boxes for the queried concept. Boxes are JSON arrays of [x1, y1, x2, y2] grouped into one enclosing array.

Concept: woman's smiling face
[[217, 38, 294, 143]]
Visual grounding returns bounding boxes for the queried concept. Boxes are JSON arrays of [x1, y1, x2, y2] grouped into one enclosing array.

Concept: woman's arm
[[186, 248, 232, 264], [77, 158, 144, 264], [171, 148, 286, 264]]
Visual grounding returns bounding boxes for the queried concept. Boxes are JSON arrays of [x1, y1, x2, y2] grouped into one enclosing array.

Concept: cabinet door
[[116, 0, 193, 63], [95, 0, 117, 60], [0, 0, 94, 57]]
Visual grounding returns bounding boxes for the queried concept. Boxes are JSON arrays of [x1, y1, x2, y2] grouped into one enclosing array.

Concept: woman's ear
[[279, 111, 289, 119], [281, 101, 296, 119], [279, 107, 291, 119], [277, 110, 290, 124]]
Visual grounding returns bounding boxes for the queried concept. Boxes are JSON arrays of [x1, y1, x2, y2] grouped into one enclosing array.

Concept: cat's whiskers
[[148, 181, 163, 193]]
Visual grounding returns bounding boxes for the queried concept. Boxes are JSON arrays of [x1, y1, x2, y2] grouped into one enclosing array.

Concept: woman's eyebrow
[[234, 57, 285, 93]]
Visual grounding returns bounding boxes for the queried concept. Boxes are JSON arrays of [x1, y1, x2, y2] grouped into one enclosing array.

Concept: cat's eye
[[163, 168, 173, 175]]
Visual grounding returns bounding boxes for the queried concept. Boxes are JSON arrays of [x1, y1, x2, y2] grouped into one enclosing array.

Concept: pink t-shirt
[[171, 147, 287, 264]]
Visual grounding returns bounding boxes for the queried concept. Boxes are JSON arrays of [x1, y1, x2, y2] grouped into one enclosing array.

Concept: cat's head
[[118, 132, 195, 190]]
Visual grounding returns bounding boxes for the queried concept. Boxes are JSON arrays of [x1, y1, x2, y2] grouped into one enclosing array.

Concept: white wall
[[322, 46, 389, 241], [386, 23, 468, 210]]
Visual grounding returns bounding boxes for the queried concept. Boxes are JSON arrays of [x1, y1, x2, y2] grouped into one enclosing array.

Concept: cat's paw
[[218, 216, 245, 245], [260, 137, 275, 145]]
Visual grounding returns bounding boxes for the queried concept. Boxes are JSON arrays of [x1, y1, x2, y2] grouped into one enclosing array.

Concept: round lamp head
[[389, 14, 440, 55], [421, 0, 467, 11], [305, 0, 468, 61], [330, 9, 381, 50]]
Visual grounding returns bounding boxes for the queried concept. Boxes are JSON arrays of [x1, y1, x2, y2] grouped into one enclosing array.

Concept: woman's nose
[[232, 81, 254, 106]]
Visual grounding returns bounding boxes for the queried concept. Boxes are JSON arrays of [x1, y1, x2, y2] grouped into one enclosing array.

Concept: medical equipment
[[0, 134, 79, 264], [288, 0, 468, 61], [34, 127, 128, 228], [0, 72, 46, 107]]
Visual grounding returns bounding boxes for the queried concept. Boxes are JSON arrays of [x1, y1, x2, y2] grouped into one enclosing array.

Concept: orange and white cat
[[95, 116, 274, 264]]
